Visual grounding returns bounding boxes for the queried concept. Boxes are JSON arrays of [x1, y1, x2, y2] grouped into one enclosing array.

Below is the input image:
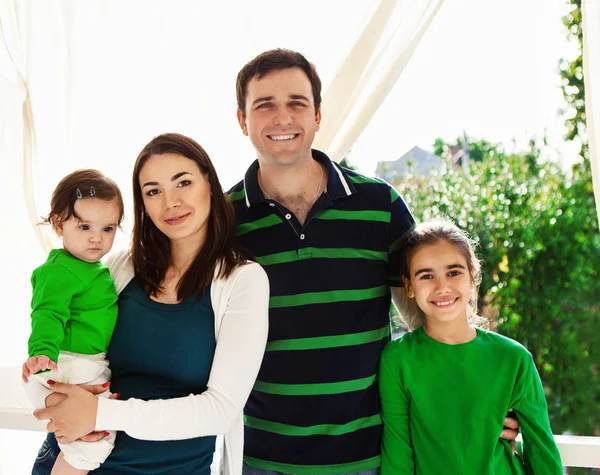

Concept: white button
[[269, 203, 275, 207], [300, 234, 305, 240], [285, 213, 292, 219]]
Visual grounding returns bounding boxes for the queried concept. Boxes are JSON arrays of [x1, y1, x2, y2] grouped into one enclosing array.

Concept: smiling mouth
[[165, 213, 190, 225], [267, 134, 299, 141], [431, 297, 459, 308]]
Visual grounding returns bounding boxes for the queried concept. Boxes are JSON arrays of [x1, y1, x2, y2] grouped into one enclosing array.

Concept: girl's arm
[[379, 344, 414, 475], [94, 262, 269, 440], [512, 354, 562, 474]]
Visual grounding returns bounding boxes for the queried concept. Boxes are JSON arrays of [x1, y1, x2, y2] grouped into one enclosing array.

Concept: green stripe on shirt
[[267, 325, 390, 351], [317, 209, 390, 222], [244, 414, 381, 436], [228, 189, 246, 201], [348, 175, 386, 185], [236, 214, 283, 236], [253, 373, 377, 396], [269, 285, 389, 308], [256, 248, 388, 266], [243, 455, 381, 475]]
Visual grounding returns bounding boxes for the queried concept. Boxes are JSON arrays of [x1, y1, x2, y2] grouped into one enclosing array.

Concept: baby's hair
[[42, 169, 124, 228], [399, 218, 488, 330]]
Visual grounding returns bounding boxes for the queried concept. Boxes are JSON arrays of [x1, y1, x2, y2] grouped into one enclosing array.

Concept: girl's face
[[139, 153, 212, 250], [54, 198, 120, 263], [405, 240, 474, 326]]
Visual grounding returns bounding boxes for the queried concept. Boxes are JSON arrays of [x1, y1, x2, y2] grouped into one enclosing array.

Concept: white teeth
[[434, 299, 455, 307], [270, 134, 296, 141]]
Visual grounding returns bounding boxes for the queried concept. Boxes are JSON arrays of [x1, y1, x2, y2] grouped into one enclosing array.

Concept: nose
[[90, 232, 102, 244], [434, 278, 451, 295], [164, 190, 181, 210], [273, 106, 292, 127]]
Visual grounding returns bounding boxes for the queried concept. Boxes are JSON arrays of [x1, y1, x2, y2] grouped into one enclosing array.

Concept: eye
[[290, 101, 306, 107], [146, 189, 160, 197], [448, 270, 462, 277], [257, 102, 272, 109], [103, 226, 115, 233], [419, 274, 433, 280], [177, 180, 191, 188], [78, 224, 90, 231]]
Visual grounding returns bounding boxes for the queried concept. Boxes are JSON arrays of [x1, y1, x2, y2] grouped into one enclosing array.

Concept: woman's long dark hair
[[131, 133, 252, 300]]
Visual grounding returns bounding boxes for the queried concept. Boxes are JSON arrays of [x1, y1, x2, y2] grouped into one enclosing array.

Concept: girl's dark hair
[[399, 218, 488, 329], [44, 169, 124, 227], [236, 48, 322, 116], [131, 132, 252, 301]]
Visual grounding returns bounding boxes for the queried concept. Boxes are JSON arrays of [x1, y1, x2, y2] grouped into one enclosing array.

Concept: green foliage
[[391, 145, 600, 437], [559, 0, 590, 175], [433, 136, 504, 163]]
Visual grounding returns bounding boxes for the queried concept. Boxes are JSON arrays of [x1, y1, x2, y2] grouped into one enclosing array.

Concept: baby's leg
[[50, 452, 88, 475]]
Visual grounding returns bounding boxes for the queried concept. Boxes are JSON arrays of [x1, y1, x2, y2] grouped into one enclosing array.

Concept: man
[[229, 48, 414, 475], [230, 48, 519, 475]]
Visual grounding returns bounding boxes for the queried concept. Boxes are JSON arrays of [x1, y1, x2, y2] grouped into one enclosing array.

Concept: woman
[[26, 133, 270, 475]]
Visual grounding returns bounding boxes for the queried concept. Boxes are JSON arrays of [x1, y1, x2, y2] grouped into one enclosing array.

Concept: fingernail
[[48, 380, 56, 386], [115, 393, 121, 399], [104, 431, 110, 437], [102, 382, 111, 388]]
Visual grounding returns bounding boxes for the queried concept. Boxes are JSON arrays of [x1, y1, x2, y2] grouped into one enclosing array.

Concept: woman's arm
[[379, 344, 414, 475], [36, 262, 269, 442]]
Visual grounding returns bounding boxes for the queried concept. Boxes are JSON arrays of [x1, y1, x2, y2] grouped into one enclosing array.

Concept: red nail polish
[[115, 393, 121, 399], [101, 382, 111, 388], [104, 431, 110, 437], [48, 380, 56, 386]]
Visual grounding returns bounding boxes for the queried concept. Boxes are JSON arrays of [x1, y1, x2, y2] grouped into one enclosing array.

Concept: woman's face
[[139, 153, 212, 249]]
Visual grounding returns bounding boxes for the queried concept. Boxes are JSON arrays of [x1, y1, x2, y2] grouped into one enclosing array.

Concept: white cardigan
[[30, 249, 269, 475]]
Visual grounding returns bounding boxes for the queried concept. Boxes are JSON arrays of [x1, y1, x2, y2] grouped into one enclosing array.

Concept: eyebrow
[[414, 263, 466, 277], [251, 94, 311, 107], [142, 171, 192, 188]]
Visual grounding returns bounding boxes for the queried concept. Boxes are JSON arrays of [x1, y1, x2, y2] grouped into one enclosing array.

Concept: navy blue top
[[94, 279, 216, 475]]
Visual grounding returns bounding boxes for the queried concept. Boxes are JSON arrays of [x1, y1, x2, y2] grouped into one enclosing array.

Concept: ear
[[315, 107, 322, 131], [51, 217, 64, 237], [237, 109, 248, 136], [403, 278, 415, 298]]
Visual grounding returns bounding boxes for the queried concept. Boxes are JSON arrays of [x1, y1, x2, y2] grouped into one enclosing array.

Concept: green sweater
[[379, 326, 562, 475], [28, 249, 118, 363]]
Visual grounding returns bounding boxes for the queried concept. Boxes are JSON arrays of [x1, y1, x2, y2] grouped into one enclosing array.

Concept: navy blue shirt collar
[[242, 149, 356, 208]]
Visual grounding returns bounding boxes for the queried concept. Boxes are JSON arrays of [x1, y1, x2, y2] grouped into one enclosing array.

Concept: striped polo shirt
[[228, 150, 414, 475]]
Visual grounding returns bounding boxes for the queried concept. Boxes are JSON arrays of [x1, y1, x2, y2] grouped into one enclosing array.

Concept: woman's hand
[[33, 381, 101, 443]]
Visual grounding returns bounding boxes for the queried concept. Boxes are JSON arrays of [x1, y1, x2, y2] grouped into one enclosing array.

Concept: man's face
[[237, 67, 321, 169]]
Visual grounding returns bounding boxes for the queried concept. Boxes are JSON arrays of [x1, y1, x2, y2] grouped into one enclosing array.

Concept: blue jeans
[[31, 433, 59, 475], [242, 462, 380, 475]]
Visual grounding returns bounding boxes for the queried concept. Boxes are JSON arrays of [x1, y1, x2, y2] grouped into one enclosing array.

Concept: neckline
[[126, 280, 207, 312], [417, 325, 483, 348]]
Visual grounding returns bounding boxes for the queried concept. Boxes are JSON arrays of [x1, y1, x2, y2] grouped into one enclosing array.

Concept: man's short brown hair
[[236, 48, 322, 116]]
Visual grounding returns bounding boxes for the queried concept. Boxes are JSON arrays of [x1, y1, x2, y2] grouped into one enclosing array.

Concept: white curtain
[[314, 0, 445, 162], [582, 0, 600, 227]]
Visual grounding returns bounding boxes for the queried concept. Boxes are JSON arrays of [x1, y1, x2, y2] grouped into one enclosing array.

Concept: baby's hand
[[22, 356, 58, 382]]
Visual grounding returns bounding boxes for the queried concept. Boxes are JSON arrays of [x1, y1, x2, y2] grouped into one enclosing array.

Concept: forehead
[[410, 240, 469, 269], [73, 198, 120, 222], [139, 153, 200, 179], [246, 67, 314, 102]]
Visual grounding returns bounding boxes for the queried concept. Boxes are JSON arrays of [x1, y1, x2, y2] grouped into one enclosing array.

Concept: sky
[[348, 0, 580, 175]]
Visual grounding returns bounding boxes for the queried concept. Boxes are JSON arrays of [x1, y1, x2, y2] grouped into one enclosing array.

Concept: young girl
[[379, 219, 562, 474], [24, 169, 124, 475]]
